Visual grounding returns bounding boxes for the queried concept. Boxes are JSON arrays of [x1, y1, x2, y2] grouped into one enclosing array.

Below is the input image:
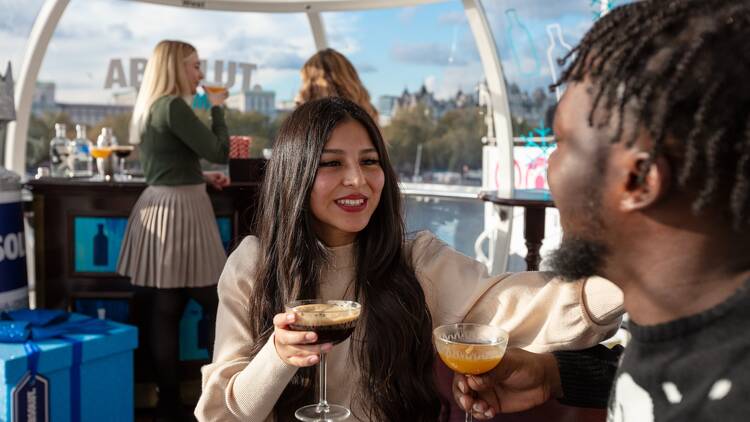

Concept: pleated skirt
[[117, 183, 226, 288]]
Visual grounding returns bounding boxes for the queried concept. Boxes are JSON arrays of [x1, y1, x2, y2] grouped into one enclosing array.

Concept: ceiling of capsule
[[135, 0, 449, 13]]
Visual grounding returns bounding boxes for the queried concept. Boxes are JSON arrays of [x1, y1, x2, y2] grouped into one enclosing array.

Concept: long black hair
[[248, 97, 440, 421], [555, 0, 750, 229]]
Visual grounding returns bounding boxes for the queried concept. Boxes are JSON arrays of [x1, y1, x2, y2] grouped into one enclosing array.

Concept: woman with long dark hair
[[195, 97, 622, 421]]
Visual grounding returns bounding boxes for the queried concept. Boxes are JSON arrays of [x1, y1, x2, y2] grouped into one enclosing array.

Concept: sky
[[0, 0, 611, 106]]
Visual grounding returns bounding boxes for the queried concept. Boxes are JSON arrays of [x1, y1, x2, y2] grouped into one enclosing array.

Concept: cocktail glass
[[111, 145, 134, 178], [202, 84, 228, 96], [90, 146, 113, 181], [285, 300, 362, 422], [433, 323, 508, 422]]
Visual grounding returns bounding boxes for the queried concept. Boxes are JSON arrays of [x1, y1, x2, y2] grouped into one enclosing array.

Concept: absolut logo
[[104, 58, 257, 91], [0, 232, 25, 263]]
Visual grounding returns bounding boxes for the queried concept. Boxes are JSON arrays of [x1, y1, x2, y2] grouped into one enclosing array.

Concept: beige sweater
[[195, 231, 623, 421]]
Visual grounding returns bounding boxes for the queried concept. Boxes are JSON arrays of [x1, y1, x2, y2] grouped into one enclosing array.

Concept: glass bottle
[[49, 123, 70, 177], [69, 124, 93, 177]]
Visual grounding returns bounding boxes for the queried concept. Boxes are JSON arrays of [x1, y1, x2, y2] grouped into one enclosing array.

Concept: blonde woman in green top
[[117, 39, 229, 421]]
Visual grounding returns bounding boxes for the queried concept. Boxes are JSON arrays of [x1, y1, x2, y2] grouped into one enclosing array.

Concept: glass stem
[[465, 389, 474, 422], [317, 352, 330, 413]]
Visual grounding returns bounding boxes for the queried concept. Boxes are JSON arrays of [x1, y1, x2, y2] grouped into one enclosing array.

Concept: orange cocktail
[[90, 146, 112, 159], [203, 85, 228, 95], [438, 344, 503, 375]]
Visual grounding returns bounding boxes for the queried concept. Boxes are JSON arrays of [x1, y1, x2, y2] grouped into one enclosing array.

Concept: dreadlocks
[[554, 0, 750, 230]]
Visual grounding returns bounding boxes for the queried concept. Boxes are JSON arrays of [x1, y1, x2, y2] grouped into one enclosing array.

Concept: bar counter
[[25, 176, 261, 309]]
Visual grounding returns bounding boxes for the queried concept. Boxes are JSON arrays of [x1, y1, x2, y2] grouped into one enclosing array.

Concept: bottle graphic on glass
[[93, 224, 109, 267], [505, 8, 541, 77], [546, 24, 573, 101], [49, 123, 70, 177]]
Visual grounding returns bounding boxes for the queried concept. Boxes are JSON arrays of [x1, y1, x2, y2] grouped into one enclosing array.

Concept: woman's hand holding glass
[[272, 311, 333, 367], [203, 85, 228, 107]]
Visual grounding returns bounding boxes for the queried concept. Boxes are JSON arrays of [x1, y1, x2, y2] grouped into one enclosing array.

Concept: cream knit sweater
[[195, 231, 623, 421]]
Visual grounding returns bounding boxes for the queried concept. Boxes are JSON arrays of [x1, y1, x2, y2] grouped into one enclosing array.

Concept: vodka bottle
[[70, 124, 93, 177], [49, 123, 70, 177]]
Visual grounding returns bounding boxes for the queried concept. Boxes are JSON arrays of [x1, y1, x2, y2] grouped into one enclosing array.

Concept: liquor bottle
[[93, 223, 109, 266], [49, 123, 70, 177], [70, 124, 93, 177]]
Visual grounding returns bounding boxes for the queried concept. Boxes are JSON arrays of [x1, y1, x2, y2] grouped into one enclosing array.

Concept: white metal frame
[[5, 0, 516, 273], [135, 0, 446, 13], [4, 0, 70, 175], [462, 0, 513, 274]]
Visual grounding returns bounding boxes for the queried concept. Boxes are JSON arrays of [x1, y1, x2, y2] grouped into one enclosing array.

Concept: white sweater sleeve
[[195, 237, 298, 422], [410, 231, 624, 353]]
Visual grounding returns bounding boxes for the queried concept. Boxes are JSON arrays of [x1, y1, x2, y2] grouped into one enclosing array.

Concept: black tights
[[134, 285, 218, 411]]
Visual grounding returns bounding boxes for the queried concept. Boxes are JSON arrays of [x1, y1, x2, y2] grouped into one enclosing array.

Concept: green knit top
[[137, 95, 229, 185]]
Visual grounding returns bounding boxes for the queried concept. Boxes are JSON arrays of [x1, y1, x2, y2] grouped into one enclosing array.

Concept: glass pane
[[26, 0, 315, 175], [324, 1, 487, 187], [481, 0, 632, 189], [405, 194, 484, 257], [480, 0, 634, 270], [0, 0, 46, 166]]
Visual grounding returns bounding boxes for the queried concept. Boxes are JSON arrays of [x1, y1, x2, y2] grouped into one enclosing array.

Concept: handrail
[[399, 182, 482, 200]]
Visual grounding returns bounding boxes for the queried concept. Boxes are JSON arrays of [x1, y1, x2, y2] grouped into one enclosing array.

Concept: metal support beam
[[136, 0, 446, 13], [463, 0, 514, 274], [307, 11, 329, 51], [4, 0, 71, 174]]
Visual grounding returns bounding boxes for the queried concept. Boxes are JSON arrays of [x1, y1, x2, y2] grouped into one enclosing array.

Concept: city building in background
[[226, 85, 276, 118], [380, 85, 478, 123], [32, 82, 132, 126]]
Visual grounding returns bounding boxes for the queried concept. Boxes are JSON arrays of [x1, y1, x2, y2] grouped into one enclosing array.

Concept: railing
[[400, 180, 563, 273], [400, 182, 485, 259]]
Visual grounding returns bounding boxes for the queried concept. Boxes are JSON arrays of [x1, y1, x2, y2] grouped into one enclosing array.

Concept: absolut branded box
[[0, 316, 137, 422]]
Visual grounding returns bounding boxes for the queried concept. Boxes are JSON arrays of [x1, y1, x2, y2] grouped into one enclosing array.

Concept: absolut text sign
[[104, 58, 257, 91], [0, 190, 28, 310]]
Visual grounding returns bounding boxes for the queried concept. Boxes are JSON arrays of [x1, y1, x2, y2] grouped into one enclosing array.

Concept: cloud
[[109, 23, 134, 41], [398, 7, 417, 24], [432, 62, 484, 100], [355, 63, 377, 73], [0, 0, 43, 35], [438, 11, 466, 25], [324, 12, 362, 56], [391, 43, 470, 67], [262, 52, 306, 70]]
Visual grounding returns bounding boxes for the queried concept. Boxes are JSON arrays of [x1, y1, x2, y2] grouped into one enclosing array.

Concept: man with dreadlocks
[[452, 0, 750, 420]]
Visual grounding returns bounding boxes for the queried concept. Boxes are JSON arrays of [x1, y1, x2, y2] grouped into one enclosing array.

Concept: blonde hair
[[295, 48, 379, 121], [129, 40, 197, 144]]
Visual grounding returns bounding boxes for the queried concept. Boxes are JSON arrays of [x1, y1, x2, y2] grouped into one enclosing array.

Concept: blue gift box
[[0, 314, 137, 422]]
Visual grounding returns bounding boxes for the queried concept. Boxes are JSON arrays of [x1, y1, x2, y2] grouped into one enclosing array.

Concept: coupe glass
[[111, 145, 134, 178], [433, 323, 508, 422], [285, 300, 362, 422]]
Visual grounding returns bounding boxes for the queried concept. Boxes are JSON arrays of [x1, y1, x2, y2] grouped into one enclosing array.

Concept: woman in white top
[[195, 98, 623, 421]]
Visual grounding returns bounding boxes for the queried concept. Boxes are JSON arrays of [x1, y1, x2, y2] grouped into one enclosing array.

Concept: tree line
[[23, 104, 486, 180]]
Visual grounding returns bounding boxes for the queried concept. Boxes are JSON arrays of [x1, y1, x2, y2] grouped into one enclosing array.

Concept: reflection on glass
[[545, 24, 573, 101], [505, 9, 541, 76]]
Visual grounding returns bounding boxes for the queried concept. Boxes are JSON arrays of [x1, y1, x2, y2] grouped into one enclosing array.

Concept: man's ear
[[619, 151, 672, 212]]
